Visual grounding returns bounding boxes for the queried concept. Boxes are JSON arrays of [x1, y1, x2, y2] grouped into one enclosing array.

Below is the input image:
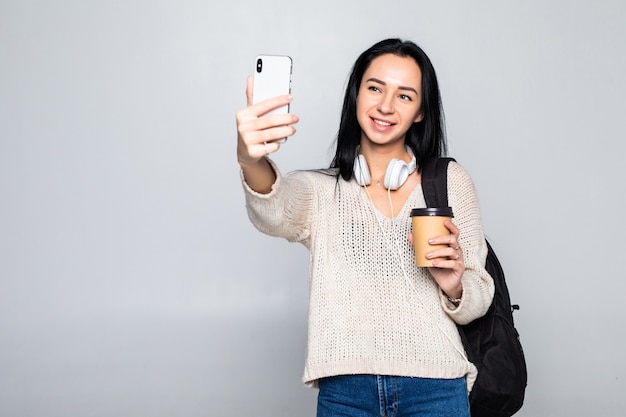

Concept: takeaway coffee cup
[[410, 207, 454, 267]]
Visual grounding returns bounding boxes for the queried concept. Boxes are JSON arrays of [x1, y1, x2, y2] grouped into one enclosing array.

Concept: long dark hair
[[330, 38, 447, 180]]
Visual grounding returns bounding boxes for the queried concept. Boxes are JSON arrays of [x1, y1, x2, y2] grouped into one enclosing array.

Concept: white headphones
[[353, 146, 417, 190]]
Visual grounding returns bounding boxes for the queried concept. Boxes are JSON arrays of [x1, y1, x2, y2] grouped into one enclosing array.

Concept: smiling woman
[[354, 53, 426, 217], [235, 38, 495, 417], [356, 54, 425, 151]]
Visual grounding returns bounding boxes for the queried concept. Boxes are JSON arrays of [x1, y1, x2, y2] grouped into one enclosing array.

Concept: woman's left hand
[[409, 220, 465, 299]]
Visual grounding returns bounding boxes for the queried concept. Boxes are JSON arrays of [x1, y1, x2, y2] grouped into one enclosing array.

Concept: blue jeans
[[316, 375, 470, 417]]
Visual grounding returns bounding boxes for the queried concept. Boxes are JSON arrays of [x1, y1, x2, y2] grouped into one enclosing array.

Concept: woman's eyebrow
[[366, 77, 419, 95]]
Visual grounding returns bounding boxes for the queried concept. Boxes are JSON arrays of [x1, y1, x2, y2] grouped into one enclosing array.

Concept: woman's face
[[356, 53, 424, 147]]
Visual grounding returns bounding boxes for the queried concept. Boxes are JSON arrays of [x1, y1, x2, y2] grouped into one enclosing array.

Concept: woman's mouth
[[372, 118, 394, 129]]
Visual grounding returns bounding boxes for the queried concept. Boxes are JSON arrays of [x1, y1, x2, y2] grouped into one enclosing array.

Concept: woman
[[236, 38, 494, 417]]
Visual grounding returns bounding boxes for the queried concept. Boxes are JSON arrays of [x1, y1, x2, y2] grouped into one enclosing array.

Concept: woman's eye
[[399, 94, 412, 101], [368, 86, 381, 93]]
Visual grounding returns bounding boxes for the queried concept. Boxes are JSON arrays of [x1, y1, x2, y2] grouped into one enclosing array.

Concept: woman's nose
[[377, 93, 394, 114]]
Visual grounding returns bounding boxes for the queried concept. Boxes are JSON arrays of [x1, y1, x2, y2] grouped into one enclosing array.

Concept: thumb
[[246, 75, 254, 106]]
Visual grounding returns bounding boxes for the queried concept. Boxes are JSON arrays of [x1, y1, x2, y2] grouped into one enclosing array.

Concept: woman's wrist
[[443, 283, 463, 300], [445, 294, 462, 306], [240, 157, 276, 194], [442, 284, 463, 306]]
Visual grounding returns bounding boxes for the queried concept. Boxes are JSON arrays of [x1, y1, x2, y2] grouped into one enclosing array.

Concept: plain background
[[1, 0, 625, 416]]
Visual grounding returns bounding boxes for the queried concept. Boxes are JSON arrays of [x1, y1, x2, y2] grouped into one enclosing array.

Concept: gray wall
[[1, 0, 625, 416]]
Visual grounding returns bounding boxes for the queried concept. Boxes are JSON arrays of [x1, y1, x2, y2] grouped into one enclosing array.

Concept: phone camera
[[256, 58, 263, 73]]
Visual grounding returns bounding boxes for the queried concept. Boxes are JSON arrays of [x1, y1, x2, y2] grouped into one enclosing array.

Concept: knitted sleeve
[[440, 161, 495, 325], [240, 157, 314, 246]]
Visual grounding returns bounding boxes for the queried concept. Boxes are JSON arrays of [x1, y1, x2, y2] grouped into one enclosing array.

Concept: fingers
[[426, 220, 459, 248], [426, 220, 464, 268], [443, 219, 459, 237], [238, 125, 296, 165], [259, 138, 284, 157], [236, 93, 296, 140], [236, 79, 298, 164], [427, 243, 462, 262], [427, 248, 463, 267], [424, 220, 465, 297], [246, 93, 294, 118], [245, 74, 291, 113], [238, 119, 297, 149], [239, 110, 297, 134]]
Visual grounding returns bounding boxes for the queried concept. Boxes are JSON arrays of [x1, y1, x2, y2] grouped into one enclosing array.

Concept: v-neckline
[[358, 182, 425, 221]]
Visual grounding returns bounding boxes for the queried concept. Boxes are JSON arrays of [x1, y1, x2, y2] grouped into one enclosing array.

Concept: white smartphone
[[252, 54, 293, 115]]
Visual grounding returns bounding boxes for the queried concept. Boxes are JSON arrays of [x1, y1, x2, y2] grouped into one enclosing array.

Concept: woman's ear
[[413, 111, 424, 123]]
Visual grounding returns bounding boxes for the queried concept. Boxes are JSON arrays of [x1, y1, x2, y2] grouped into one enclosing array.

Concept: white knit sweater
[[241, 158, 494, 390]]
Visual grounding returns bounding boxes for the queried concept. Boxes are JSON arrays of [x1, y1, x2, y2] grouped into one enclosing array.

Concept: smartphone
[[252, 54, 293, 116]]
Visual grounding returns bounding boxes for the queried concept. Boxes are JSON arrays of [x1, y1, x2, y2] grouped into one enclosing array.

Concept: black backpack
[[421, 157, 528, 417]]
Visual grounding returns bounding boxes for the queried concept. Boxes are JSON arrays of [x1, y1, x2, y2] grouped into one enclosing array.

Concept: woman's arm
[[438, 162, 495, 323]]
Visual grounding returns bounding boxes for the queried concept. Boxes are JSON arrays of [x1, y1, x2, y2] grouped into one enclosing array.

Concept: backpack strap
[[421, 157, 456, 208]]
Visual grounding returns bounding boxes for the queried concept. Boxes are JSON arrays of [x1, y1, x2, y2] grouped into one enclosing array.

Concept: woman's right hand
[[236, 75, 299, 168]]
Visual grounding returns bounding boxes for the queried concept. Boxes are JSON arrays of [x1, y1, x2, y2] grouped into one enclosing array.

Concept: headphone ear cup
[[384, 159, 410, 190], [353, 154, 371, 186]]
